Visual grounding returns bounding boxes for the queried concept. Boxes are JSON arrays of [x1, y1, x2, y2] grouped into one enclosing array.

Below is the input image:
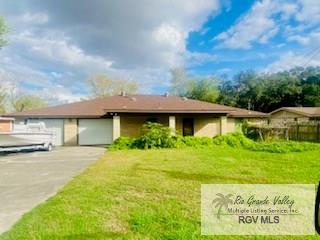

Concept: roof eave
[[229, 114, 268, 118], [3, 114, 104, 118], [105, 109, 232, 114]]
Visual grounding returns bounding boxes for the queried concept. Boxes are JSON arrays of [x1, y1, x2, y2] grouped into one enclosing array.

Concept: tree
[[169, 68, 190, 96], [170, 68, 220, 103], [218, 70, 262, 110], [11, 95, 48, 112], [0, 16, 8, 49], [300, 67, 320, 106], [0, 87, 7, 113], [185, 77, 220, 103], [87, 74, 138, 97]]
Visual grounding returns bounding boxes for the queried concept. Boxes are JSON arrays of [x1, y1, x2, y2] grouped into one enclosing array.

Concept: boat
[[0, 123, 54, 153]]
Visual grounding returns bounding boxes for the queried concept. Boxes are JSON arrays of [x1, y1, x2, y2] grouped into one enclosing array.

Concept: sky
[[0, 0, 320, 104]]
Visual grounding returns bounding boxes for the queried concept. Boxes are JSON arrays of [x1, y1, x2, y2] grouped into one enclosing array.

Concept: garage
[[28, 119, 64, 146], [78, 119, 113, 145]]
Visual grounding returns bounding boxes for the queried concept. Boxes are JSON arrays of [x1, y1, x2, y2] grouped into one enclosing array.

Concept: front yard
[[1, 146, 320, 239]]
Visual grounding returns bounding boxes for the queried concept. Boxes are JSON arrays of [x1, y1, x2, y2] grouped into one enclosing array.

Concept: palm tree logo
[[212, 193, 233, 219]]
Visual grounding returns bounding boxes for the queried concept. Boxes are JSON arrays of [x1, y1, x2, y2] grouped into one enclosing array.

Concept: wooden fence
[[288, 123, 320, 142]]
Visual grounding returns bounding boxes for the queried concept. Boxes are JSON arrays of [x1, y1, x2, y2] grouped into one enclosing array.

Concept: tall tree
[[169, 68, 190, 96], [0, 16, 8, 49], [185, 77, 220, 103], [170, 68, 220, 103], [11, 95, 48, 112], [0, 87, 7, 113], [87, 74, 138, 97], [218, 67, 320, 112]]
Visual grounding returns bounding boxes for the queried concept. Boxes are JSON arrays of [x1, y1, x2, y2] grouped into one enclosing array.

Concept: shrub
[[173, 136, 213, 148], [109, 137, 136, 150], [109, 125, 319, 153], [212, 132, 318, 153], [135, 122, 174, 149], [241, 120, 263, 140], [212, 132, 254, 148]]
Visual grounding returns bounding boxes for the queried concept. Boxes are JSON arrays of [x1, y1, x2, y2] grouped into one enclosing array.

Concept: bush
[[173, 135, 213, 148], [109, 124, 319, 153], [109, 137, 136, 150], [212, 132, 318, 153], [135, 122, 174, 149], [241, 120, 261, 140], [212, 132, 254, 148]]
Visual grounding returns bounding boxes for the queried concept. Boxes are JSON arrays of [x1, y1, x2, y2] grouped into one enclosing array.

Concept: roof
[[270, 107, 320, 117], [227, 107, 268, 118], [4, 94, 267, 118]]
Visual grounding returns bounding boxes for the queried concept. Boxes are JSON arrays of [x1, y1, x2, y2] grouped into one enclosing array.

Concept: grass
[[1, 146, 320, 239]]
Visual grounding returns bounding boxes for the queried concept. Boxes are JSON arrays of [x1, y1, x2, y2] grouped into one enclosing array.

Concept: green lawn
[[1, 146, 320, 239]]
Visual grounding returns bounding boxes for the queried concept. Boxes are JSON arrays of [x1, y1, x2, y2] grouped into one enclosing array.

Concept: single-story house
[[4, 94, 267, 146], [0, 117, 14, 133], [269, 107, 320, 124]]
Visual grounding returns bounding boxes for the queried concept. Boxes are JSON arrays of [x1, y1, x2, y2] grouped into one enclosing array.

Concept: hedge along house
[[4, 94, 267, 146]]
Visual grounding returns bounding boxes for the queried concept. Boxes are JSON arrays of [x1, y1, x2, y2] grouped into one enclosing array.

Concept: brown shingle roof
[[4, 94, 267, 118], [227, 106, 268, 118], [270, 107, 320, 117]]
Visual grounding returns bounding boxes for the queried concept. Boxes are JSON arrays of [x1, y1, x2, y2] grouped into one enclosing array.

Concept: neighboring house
[[4, 94, 267, 146], [0, 117, 14, 133], [270, 107, 320, 125]]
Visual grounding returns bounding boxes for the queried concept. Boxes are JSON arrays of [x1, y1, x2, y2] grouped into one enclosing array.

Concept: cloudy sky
[[0, 0, 320, 103]]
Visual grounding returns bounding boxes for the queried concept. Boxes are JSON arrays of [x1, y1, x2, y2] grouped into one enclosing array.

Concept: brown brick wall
[[0, 120, 12, 133]]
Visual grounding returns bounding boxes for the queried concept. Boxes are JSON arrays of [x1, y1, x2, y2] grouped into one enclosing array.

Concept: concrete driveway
[[0, 147, 105, 234]]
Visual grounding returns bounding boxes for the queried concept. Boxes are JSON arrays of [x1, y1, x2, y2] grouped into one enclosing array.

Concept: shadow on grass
[[136, 167, 269, 183]]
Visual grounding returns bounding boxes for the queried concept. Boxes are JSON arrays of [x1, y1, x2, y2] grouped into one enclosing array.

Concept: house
[[4, 94, 267, 146], [269, 107, 320, 124]]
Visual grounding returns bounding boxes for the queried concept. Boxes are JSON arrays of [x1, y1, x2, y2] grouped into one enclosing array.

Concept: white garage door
[[78, 119, 113, 145], [28, 119, 64, 146]]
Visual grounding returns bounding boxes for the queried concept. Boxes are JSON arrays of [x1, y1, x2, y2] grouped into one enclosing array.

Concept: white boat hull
[[0, 132, 54, 147]]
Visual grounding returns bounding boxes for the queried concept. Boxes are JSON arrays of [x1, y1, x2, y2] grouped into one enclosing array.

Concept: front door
[[183, 118, 194, 136]]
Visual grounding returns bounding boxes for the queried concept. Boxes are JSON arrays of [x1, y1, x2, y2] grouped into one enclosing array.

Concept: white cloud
[[12, 31, 113, 69], [39, 86, 83, 104], [214, 0, 279, 49], [21, 12, 49, 25], [268, 30, 320, 71], [152, 23, 185, 51], [185, 52, 217, 66], [213, 0, 299, 49], [287, 35, 310, 45], [296, 0, 320, 24], [0, 0, 220, 103], [267, 48, 320, 72]]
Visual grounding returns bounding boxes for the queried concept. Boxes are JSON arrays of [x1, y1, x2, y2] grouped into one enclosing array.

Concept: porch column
[[220, 116, 227, 135], [169, 115, 176, 136], [113, 115, 121, 141]]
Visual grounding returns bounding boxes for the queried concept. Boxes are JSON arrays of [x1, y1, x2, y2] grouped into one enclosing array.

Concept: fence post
[[296, 124, 299, 141], [317, 123, 320, 142]]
